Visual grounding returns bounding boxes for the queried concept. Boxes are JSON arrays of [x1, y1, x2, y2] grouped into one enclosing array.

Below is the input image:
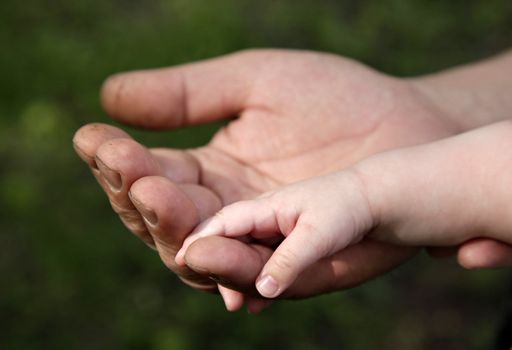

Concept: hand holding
[[74, 49, 512, 311]]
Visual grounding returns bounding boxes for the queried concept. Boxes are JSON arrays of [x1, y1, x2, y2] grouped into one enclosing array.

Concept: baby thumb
[[255, 222, 341, 299]]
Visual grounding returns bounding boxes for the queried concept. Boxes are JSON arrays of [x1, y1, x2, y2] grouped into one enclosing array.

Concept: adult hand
[[73, 49, 512, 311]]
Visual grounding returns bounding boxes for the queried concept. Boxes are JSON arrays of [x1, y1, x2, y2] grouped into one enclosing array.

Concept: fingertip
[[225, 303, 240, 312], [129, 176, 199, 245], [457, 239, 512, 269], [100, 69, 185, 129], [255, 275, 281, 299], [100, 74, 125, 119], [254, 223, 326, 299], [218, 286, 244, 312], [175, 231, 209, 266], [72, 123, 131, 165], [95, 139, 161, 194], [457, 246, 481, 270], [100, 73, 139, 122]]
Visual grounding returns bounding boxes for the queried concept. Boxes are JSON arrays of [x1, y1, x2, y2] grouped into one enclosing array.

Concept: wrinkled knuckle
[[118, 211, 148, 234], [123, 208, 144, 221], [122, 216, 148, 235], [110, 199, 135, 216]]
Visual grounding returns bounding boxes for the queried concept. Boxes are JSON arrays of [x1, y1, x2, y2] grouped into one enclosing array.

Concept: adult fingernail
[[73, 142, 98, 169], [96, 157, 122, 191], [129, 192, 158, 226], [141, 209, 158, 227], [256, 275, 279, 298]]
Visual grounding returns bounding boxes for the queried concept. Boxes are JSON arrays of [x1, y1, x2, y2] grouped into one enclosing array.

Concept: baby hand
[[177, 121, 512, 299], [175, 170, 375, 298]]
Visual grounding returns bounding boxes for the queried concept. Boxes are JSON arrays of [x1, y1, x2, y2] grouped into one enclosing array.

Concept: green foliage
[[1, 0, 511, 349]]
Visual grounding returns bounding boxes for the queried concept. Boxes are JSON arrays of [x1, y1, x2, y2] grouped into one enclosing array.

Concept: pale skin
[[73, 49, 512, 312], [177, 121, 512, 298]]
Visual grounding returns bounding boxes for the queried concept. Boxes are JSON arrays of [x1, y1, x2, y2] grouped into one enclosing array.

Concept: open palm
[[190, 50, 458, 199]]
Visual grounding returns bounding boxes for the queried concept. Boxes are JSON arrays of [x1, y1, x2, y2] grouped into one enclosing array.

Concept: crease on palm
[[191, 110, 388, 198]]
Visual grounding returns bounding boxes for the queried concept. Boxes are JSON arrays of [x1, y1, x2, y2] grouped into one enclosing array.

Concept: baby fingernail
[[256, 275, 279, 298], [96, 157, 122, 191]]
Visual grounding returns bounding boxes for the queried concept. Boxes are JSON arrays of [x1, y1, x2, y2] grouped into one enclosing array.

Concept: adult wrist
[[408, 50, 512, 131]]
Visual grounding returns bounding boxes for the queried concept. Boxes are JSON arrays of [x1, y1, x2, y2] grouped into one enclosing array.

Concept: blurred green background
[[1, 0, 512, 349]]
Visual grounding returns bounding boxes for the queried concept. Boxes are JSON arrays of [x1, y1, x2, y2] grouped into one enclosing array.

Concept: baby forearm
[[358, 120, 512, 246], [411, 50, 512, 131]]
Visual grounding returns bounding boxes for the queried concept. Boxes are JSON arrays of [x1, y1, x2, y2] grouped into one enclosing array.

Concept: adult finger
[[94, 138, 164, 247], [175, 199, 277, 265], [217, 286, 245, 312], [73, 124, 155, 246], [292, 240, 417, 298], [457, 238, 512, 269], [184, 236, 417, 299], [73, 123, 131, 185], [129, 176, 222, 290], [184, 236, 271, 291], [73, 123, 131, 167], [101, 50, 267, 129], [150, 148, 200, 184]]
